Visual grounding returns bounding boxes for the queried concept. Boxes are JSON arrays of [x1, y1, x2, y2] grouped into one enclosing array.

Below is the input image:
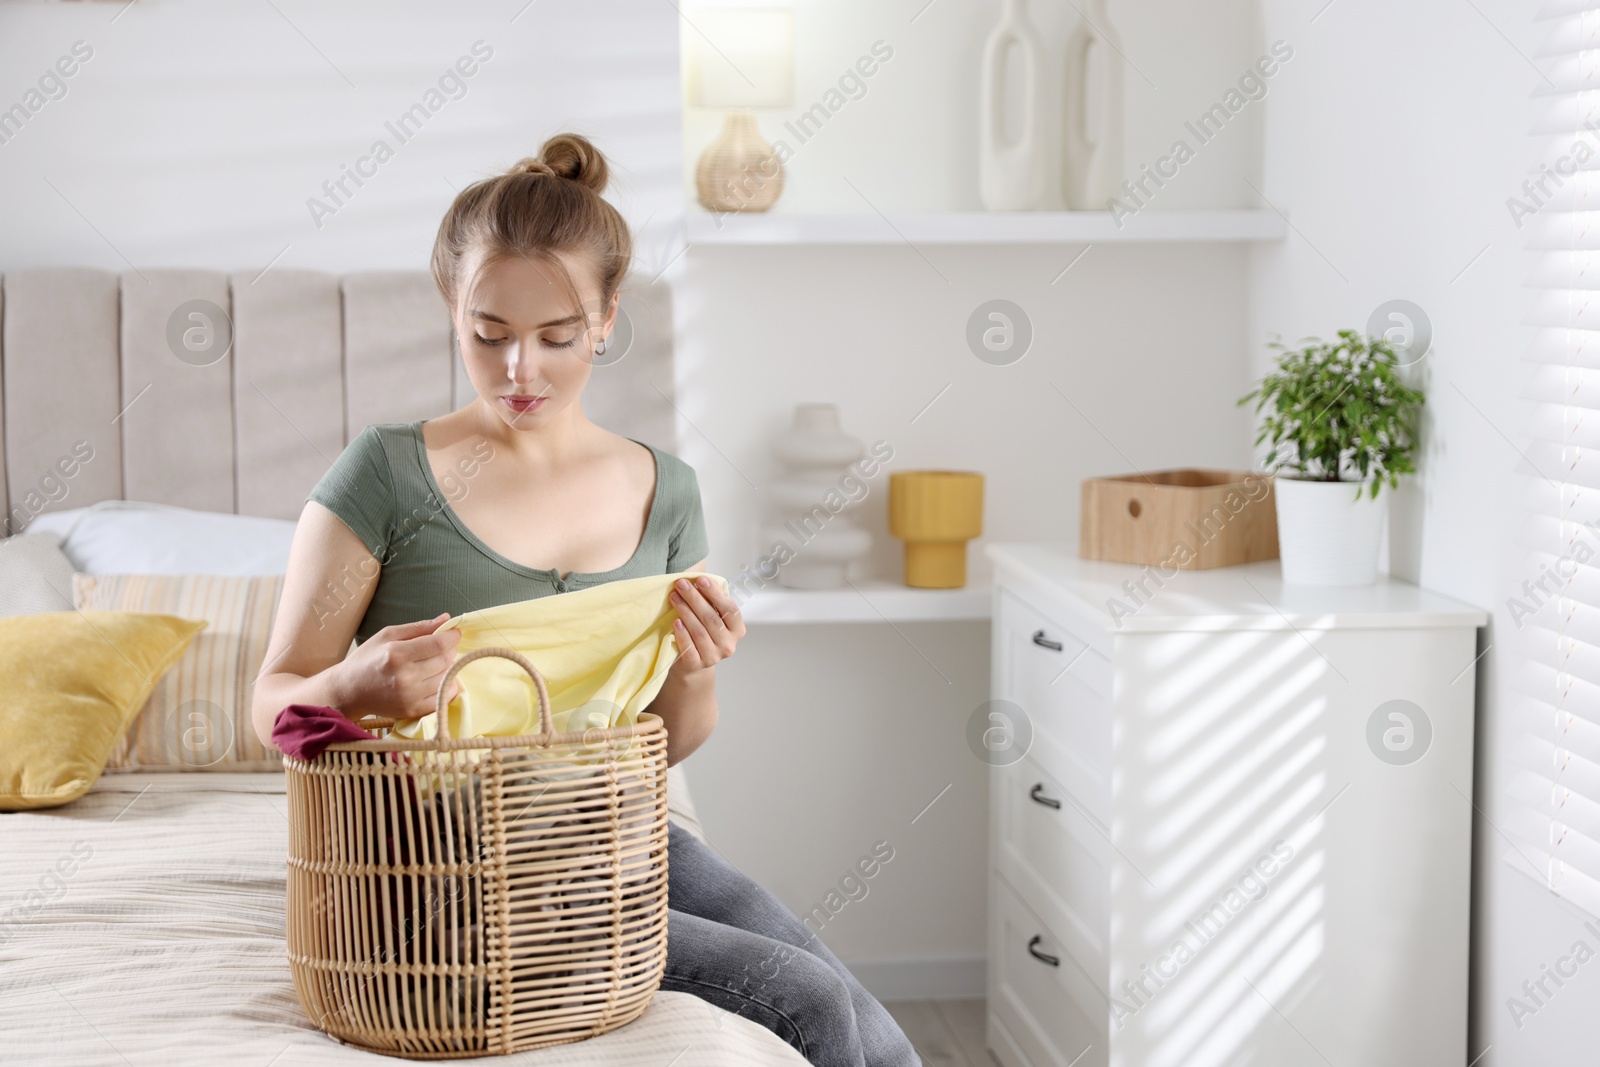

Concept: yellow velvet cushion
[[0, 611, 207, 811]]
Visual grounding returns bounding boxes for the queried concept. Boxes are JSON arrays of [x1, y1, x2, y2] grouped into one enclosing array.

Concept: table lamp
[[687, 7, 794, 213]]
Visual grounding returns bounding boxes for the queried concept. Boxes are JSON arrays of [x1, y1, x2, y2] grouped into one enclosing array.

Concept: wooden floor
[[882, 999, 1001, 1067]]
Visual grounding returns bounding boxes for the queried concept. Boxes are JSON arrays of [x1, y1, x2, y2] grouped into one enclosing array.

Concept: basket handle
[[432, 646, 551, 742]]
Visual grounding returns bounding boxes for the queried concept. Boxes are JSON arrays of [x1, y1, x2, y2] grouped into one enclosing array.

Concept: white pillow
[[26, 501, 297, 576], [0, 531, 76, 614]]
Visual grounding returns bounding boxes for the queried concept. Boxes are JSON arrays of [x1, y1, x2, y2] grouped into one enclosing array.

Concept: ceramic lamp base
[[696, 109, 784, 213], [904, 541, 969, 589]]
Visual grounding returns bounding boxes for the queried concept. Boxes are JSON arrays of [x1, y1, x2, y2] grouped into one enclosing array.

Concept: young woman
[[252, 133, 918, 1067]]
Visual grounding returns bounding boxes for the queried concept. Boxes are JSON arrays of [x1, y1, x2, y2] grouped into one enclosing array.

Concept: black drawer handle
[[1027, 935, 1060, 967], [1031, 630, 1063, 652], [1029, 783, 1062, 809]]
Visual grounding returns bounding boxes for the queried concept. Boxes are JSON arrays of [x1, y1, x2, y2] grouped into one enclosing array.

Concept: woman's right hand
[[331, 613, 463, 723]]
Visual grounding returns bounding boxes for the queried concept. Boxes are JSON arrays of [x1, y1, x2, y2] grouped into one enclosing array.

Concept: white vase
[[1061, 0, 1124, 209], [761, 404, 872, 589], [1273, 476, 1387, 586], [979, 0, 1046, 211]]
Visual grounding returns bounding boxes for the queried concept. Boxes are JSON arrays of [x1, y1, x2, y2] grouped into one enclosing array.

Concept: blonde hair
[[430, 133, 632, 329]]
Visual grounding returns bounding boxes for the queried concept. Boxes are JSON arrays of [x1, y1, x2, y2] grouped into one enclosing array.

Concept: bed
[[0, 267, 807, 1065]]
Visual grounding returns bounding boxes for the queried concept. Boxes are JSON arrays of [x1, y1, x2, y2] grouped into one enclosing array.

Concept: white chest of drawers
[[983, 543, 1487, 1067]]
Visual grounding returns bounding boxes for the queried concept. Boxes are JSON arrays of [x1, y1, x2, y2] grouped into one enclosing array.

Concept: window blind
[[1509, 1, 1600, 918]]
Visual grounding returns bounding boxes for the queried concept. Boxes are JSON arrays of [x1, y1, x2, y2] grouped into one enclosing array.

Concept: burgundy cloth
[[271, 703, 376, 760]]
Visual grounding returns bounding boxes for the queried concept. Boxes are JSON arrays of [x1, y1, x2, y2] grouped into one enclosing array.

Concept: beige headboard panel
[[0, 268, 677, 530]]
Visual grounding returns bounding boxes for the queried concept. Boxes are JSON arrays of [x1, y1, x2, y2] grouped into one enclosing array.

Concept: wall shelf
[[737, 579, 991, 624], [687, 209, 1287, 246]]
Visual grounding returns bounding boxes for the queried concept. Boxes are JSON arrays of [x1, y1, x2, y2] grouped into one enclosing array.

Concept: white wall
[[696, 620, 993, 995], [1248, 0, 1591, 1061], [0, 0, 681, 274]]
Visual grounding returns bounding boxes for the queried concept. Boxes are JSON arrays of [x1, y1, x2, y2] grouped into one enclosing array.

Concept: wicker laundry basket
[[283, 646, 670, 1059]]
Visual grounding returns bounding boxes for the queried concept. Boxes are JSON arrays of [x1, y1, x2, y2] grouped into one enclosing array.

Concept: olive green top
[[306, 420, 709, 642]]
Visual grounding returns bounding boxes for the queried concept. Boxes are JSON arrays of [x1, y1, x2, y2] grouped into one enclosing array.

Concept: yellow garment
[[391, 571, 728, 743]]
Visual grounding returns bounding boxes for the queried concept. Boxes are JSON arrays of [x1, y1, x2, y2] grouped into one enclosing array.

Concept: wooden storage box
[[1079, 469, 1278, 570]]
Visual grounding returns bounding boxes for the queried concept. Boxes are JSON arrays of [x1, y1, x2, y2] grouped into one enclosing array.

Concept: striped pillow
[[73, 573, 284, 771]]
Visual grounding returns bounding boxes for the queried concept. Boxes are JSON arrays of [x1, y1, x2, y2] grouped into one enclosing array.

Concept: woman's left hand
[[668, 572, 744, 672]]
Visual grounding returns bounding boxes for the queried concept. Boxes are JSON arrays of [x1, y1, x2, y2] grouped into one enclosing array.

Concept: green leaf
[[1237, 330, 1424, 498]]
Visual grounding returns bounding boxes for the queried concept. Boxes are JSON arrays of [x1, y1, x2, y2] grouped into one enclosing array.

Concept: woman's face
[[454, 250, 617, 431]]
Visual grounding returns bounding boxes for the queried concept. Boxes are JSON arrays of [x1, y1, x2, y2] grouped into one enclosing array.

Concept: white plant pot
[[1273, 476, 1387, 586]]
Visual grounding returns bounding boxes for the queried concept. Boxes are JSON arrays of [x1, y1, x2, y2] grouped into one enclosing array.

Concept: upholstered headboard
[[0, 268, 676, 531]]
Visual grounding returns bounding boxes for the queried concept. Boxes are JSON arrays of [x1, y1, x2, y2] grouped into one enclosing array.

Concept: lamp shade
[[687, 7, 794, 109]]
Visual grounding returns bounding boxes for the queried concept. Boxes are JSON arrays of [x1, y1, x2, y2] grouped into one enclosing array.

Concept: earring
[[594, 339, 608, 358]]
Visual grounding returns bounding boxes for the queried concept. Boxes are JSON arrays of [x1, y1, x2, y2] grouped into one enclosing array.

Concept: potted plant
[[1238, 330, 1425, 585]]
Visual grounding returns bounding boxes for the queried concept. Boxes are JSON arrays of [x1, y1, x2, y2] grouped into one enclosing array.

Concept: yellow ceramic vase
[[888, 471, 985, 588]]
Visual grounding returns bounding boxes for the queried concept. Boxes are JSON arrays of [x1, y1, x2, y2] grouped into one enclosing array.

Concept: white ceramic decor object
[[761, 404, 872, 589], [1061, 0, 1124, 209], [979, 0, 1046, 211], [1273, 476, 1388, 585]]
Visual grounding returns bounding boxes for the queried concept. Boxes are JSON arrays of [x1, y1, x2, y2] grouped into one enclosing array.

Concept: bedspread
[[0, 772, 805, 1066]]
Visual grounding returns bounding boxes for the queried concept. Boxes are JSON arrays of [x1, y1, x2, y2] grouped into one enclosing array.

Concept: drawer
[[995, 755, 1110, 982], [997, 590, 1112, 826], [997, 587, 1112, 697], [990, 875, 1107, 1067]]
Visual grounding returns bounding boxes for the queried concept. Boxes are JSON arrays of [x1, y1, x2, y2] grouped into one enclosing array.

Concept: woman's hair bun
[[510, 157, 556, 179], [529, 132, 609, 193]]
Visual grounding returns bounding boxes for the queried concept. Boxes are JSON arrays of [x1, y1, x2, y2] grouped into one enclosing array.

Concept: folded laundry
[[389, 570, 729, 744], [271, 702, 376, 760]]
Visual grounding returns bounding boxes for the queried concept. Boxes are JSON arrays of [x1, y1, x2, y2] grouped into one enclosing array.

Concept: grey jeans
[[663, 822, 921, 1067]]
